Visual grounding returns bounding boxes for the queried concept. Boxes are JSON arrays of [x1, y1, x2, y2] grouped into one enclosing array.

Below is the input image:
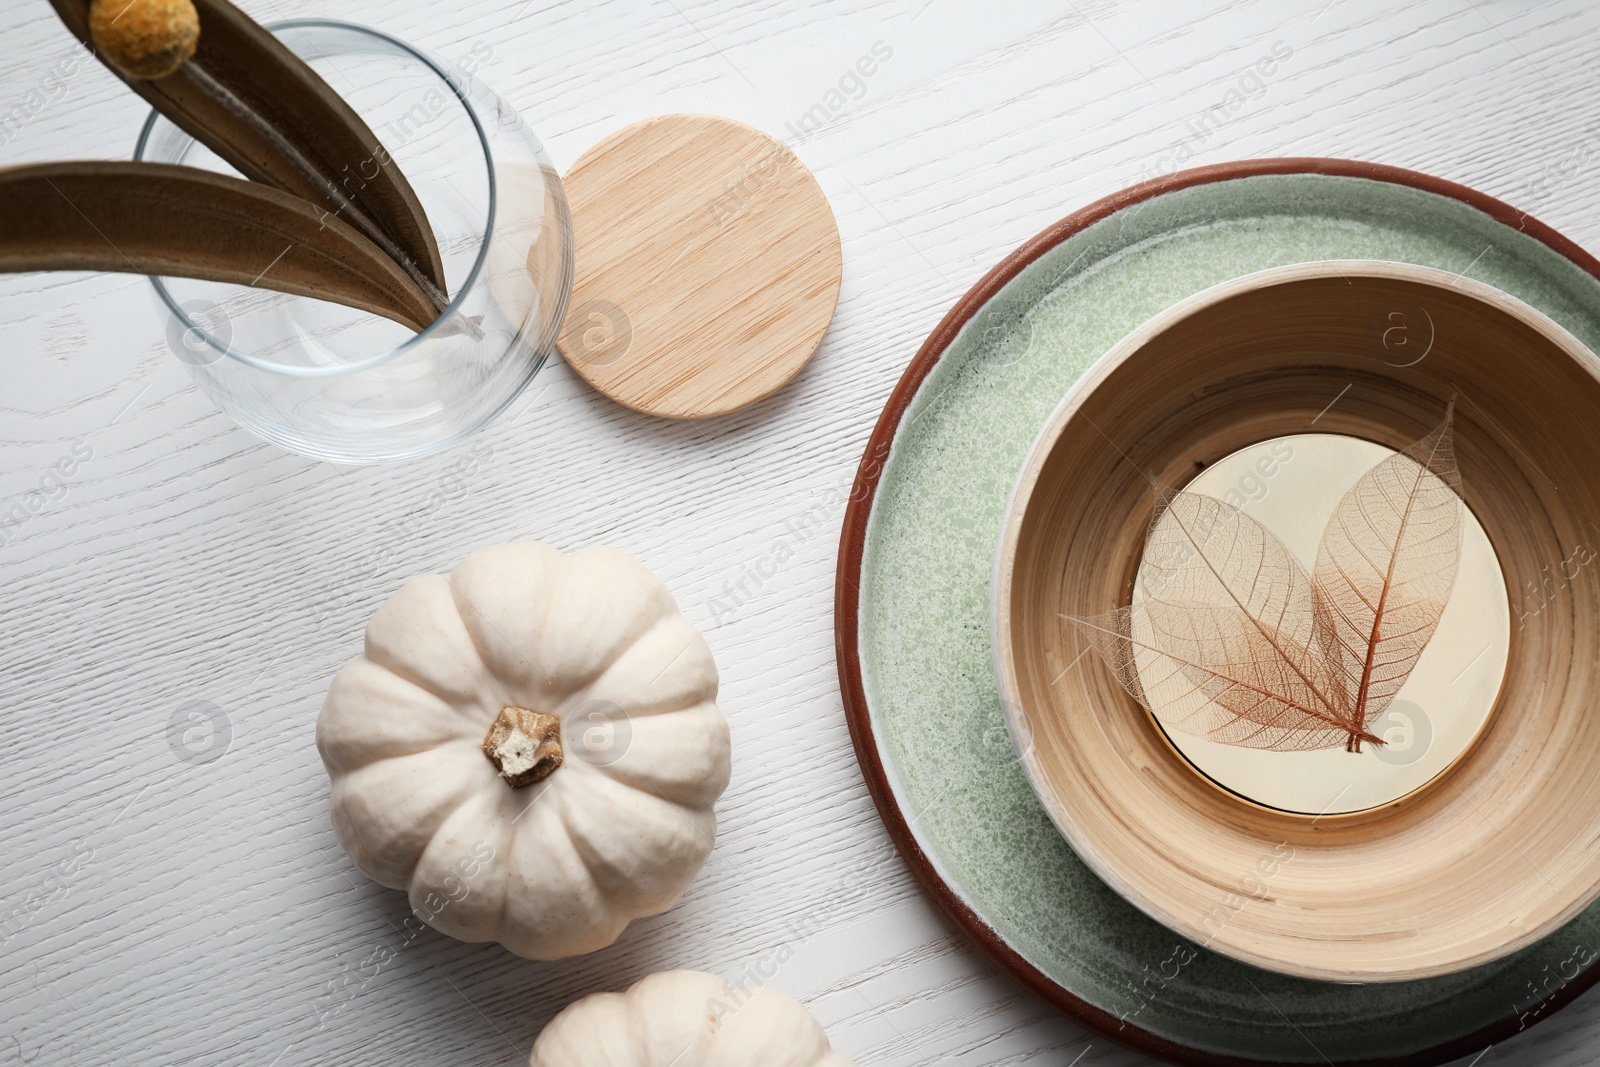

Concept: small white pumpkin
[[317, 542, 730, 960], [530, 970, 857, 1067]]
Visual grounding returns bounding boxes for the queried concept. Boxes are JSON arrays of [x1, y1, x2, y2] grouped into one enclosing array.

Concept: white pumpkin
[[530, 970, 857, 1067], [317, 542, 730, 960]]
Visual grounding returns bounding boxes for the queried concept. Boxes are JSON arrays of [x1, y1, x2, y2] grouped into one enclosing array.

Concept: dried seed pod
[[89, 0, 199, 79], [0, 161, 439, 332], [54, 0, 446, 296]]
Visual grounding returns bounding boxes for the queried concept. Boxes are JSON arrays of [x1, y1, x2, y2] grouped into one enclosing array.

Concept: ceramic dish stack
[[835, 159, 1600, 1065]]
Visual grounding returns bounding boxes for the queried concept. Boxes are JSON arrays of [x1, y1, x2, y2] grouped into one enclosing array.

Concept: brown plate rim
[[831, 157, 1600, 1067]]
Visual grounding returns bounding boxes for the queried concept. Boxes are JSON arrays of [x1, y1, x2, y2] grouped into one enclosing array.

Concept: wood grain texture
[[557, 114, 841, 418], [2, 1, 1600, 1066], [997, 262, 1600, 984]]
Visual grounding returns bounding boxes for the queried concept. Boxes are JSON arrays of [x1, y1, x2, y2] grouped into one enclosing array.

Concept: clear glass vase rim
[[133, 18, 501, 378]]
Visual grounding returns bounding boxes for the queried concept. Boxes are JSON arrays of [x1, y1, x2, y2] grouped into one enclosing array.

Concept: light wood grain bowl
[[993, 260, 1600, 983]]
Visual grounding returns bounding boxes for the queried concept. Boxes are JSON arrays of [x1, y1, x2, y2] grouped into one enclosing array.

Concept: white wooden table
[[3, 1, 1598, 1063]]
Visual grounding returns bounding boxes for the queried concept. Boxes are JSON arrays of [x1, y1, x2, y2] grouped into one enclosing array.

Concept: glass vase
[[135, 20, 573, 463]]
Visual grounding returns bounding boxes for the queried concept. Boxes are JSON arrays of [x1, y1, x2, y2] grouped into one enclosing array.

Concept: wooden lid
[[556, 114, 842, 419]]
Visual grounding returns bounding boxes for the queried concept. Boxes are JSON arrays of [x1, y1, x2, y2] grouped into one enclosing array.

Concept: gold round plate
[[994, 260, 1600, 982]]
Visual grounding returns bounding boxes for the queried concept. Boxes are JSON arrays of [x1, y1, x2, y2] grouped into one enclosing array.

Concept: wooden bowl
[[994, 259, 1600, 982]]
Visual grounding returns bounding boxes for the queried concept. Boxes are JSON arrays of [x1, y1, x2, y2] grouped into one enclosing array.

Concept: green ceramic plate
[[835, 160, 1600, 1066]]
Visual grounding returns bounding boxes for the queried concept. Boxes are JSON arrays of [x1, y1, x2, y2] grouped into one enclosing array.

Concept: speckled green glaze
[[858, 174, 1600, 1062]]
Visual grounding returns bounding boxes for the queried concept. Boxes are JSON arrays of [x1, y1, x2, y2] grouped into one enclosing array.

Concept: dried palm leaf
[[0, 161, 437, 332], [51, 0, 447, 308]]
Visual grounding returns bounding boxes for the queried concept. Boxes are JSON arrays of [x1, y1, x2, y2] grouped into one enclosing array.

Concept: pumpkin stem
[[482, 706, 563, 787]]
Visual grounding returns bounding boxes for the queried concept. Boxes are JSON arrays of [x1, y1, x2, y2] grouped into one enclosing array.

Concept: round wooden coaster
[[555, 114, 842, 419]]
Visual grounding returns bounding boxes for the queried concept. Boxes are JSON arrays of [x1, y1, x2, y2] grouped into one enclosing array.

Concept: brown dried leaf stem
[[50, 0, 447, 306], [0, 161, 438, 332]]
